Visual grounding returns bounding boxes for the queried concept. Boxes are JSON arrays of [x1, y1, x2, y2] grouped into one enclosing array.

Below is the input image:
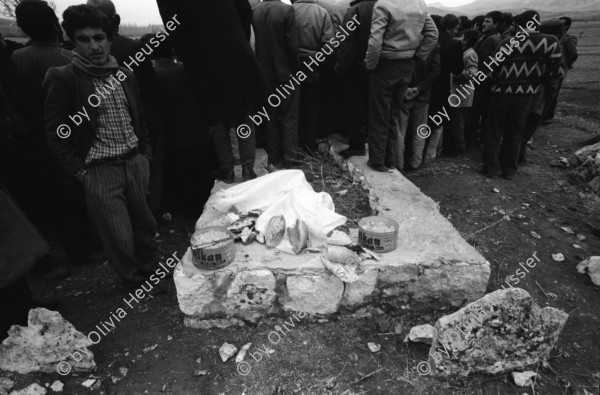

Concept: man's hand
[[74, 168, 88, 184], [405, 87, 420, 101]]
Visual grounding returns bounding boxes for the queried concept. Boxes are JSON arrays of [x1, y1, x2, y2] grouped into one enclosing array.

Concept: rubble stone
[[8, 384, 46, 395], [429, 288, 568, 377], [577, 257, 600, 286], [406, 324, 435, 345], [0, 308, 95, 374]]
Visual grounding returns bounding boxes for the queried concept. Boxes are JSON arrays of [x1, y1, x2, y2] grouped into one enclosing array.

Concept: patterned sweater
[[491, 32, 563, 95]]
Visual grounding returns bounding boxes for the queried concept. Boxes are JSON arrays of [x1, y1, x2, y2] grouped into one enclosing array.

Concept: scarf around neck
[[71, 50, 119, 79]]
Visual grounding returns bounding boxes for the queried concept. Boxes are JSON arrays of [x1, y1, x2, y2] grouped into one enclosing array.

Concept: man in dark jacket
[[44, 5, 159, 288], [142, 34, 213, 217], [483, 10, 563, 179], [470, 10, 502, 140], [292, 0, 335, 152], [336, 0, 376, 159], [543, 16, 578, 124], [253, 0, 299, 170], [364, 0, 438, 172], [427, 14, 464, 159], [11, 0, 91, 279], [156, 0, 270, 183]]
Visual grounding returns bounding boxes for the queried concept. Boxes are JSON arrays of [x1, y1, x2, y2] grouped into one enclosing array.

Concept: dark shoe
[[367, 160, 390, 173], [214, 169, 235, 184], [242, 166, 257, 181], [267, 161, 285, 172], [480, 168, 498, 178], [502, 173, 514, 180], [542, 119, 553, 126], [339, 148, 366, 159]]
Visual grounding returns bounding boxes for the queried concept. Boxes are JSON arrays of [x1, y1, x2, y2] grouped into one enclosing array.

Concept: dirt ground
[[3, 20, 600, 395]]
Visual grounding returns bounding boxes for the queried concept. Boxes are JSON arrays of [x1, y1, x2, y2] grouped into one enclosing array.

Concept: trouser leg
[[342, 70, 368, 150], [482, 94, 507, 174], [499, 96, 533, 176], [264, 105, 282, 165], [368, 60, 411, 167], [235, 118, 256, 168], [395, 100, 412, 169], [147, 132, 164, 214], [84, 160, 152, 283], [280, 90, 300, 162], [124, 154, 159, 273], [408, 101, 429, 168], [210, 123, 234, 171]]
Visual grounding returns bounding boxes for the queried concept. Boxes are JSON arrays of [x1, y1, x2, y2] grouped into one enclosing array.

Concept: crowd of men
[[0, 0, 578, 339]]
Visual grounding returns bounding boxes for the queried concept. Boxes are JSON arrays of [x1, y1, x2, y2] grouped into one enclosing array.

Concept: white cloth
[[211, 170, 346, 254]]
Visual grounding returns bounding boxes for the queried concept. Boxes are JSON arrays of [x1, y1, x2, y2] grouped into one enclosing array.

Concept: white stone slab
[[174, 146, 490, 322]]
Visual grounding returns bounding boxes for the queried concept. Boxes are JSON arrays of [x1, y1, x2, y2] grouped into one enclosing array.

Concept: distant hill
[[1, 17, 162, 40], [429, 0, 600, 18]]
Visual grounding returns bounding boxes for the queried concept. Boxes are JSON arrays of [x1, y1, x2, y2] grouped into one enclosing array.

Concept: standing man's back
[[364, 0, 438, 172], [292, 0, 334, 152], [253, 0, 300, 169]]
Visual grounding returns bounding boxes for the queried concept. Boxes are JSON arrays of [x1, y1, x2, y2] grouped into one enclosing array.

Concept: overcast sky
[[52, 0, 478, 25]]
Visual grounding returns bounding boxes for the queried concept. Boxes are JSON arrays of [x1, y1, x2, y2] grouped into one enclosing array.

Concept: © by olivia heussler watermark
[[416, 14, 542, 138], [500, 251, 541, 289], [56, 14, 181, 139], [237, 14, 361, 139], [56, 251, 181, 375]]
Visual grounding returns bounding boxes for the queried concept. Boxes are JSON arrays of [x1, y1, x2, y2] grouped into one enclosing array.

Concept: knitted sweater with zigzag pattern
[[491, 32, 563, 95]]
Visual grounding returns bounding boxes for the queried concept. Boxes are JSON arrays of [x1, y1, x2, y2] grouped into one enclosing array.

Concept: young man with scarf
[[43, 5, 160, 290]]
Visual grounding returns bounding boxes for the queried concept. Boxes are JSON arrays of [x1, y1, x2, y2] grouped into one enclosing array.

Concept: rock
[[574, 141, 600, 163], [428, 288, 568, 377], [589, 176, 600, 195], [195, 357, 202, 364], [8, 384, 46, 395], [406, 324, 435, 345], [493, 188, 500, 193], [219, 343, 237, 363], [142, 344, 158, 353], [235, 343, 252, 363], [512, 371, 537, 387], [577, 257, 600, 286], [81, 379, 96, 388], [194, 369, 209, 376], [0, 379, 14, 394], [377, 319, 391, 333], [577, 234, 587, 242], [0, 308, 96, 374], [560, 227, 574, 235], [394, 324, 404, 335], [49, 381, 63, 392], [367, 342, 381, 353], [530, 231, 541, 239], [552, 253, 565, 262]]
